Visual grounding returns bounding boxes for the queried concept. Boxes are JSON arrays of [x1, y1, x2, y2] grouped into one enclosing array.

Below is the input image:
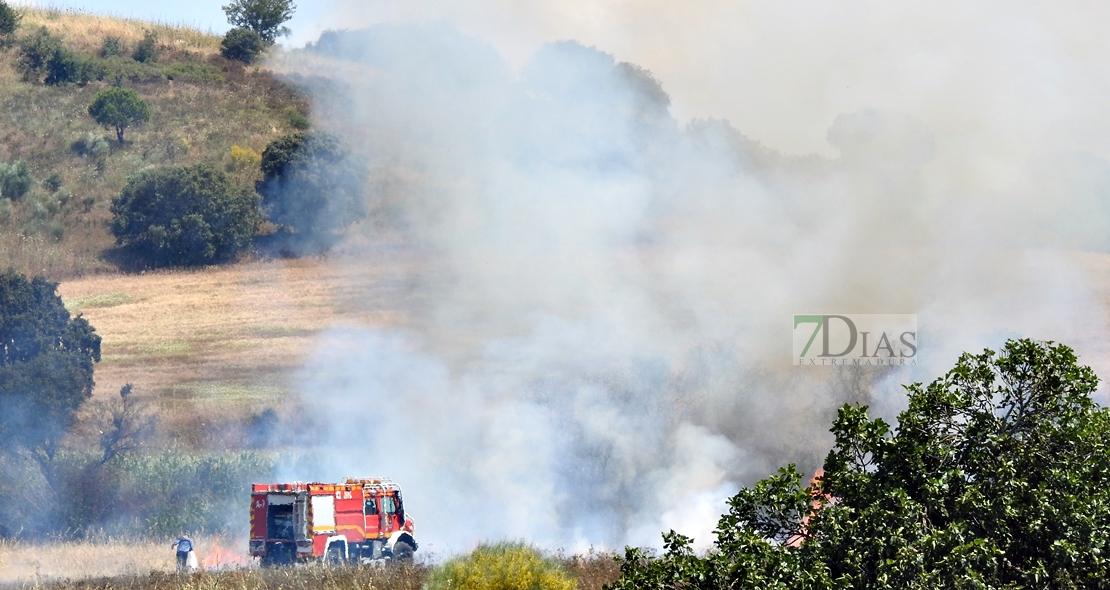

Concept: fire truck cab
[[249, 477, 417, 565]]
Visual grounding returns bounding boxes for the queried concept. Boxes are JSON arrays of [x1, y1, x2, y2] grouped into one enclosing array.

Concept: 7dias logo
[[793, 314, 918, 366]]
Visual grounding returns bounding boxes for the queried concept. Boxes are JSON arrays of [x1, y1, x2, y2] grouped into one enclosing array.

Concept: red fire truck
[[249, 477, 417, 565]]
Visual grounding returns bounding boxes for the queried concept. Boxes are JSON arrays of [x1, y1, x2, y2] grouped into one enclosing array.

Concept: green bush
[[17, 27, 92, 85], [99, 35, 121, 57], [220, 27, 264, 64], [109, 164, 261, 267], [132, 30, 157, 63], [165, 61, 226, 84], [0, 159, 33, 201], [284, 106, 309, 130], [43, 173, 62, 193], [426, 542, 575, 590], [0, 0, 21, 39], [18, 26, 61, 81], [71, 132, 110, 159], [257, 132, 365, 255]]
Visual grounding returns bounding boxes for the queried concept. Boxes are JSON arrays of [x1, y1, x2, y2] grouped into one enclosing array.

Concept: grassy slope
[[0, 7, 307, 279]]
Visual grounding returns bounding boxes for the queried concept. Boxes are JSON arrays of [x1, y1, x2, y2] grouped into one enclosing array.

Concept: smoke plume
[[268, 3, 1110, 555]]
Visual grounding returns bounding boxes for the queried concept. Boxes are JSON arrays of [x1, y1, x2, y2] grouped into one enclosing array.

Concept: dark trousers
[[177, 550, 189, 569]]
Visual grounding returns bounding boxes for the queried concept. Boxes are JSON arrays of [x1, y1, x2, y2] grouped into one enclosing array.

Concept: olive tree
[[612, 339, 1110, 589], [88, 87, 150, 144], [109, 164, 261, 267]]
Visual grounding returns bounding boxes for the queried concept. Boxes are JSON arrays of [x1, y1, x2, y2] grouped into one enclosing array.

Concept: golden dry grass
[[0, 538, 618, 590], [20, 7, 221, 59], [56, 250, 426, 440], [0, 535, 247, 584]]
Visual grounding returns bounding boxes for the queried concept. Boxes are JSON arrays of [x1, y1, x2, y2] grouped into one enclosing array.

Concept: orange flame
[[202, 536, 250, 569], [787, 467, 827, 547]]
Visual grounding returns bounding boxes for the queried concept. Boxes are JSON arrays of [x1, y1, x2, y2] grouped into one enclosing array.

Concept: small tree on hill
[[88, 87, 150, 144], [222, 0, 295, 44], [611, 339, 1110, 589], [257, 132, 365, 255], [109, 164, 261, 267], [221, 27, 265, 63]]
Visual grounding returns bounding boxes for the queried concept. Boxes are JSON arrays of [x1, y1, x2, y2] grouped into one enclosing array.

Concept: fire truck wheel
[[392, 541, 414, 562]]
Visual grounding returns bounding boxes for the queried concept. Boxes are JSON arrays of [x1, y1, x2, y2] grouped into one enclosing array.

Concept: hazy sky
[[29, 0, 1110, 160]]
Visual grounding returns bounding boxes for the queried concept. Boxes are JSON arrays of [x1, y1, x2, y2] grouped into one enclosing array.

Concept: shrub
[[426, 542, 575, 590], [220, 27, 264, 64], [71, 132, 110, 160], [18, 26, 61, 81], [43, 47, 92, 85], [0, 160, 33, 201], [284, 105, 309, 130], [100, 35, 122, 57], [109, 164, 261, 267], [228, 144, 261, 170], [165, 61, 226, 84], [0, 0, 21, 38], [132, 30, 157, 63], [18, 27, 91, 85], [257, 132, 366, 255], [42, 173, 62, 193]]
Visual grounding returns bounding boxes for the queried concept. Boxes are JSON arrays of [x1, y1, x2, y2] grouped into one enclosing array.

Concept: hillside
[[0, 7, 307, 279]]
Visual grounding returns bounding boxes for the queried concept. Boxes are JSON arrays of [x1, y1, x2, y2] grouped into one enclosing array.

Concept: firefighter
[[171, 534, 194, 572]]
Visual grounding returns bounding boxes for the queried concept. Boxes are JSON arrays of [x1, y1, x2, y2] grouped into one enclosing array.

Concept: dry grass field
[[0, 537, 620, 590], [0, 535, 246, 584], [55, 247, 430, 443], [20, 7, 222, 59]]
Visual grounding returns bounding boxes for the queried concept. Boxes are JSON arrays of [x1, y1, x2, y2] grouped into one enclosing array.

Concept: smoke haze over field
[[269, 3, 1110, 554]]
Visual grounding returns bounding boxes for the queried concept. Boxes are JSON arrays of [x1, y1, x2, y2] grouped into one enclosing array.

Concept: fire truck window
[[364, 497, 379, 515], [267, 504, 294, 540], [382, 496, 397, 515]]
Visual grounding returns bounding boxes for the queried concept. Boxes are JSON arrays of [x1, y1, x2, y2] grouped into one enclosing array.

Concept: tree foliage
[[612, 339, 1110, 589], [87, 86, 150, 144], [0, 159, 33, 201], [257, 132, 365, 255], [109, 164, 261, 267], [220, 27, 265, 63], [131, 30, 157, 63], [0, 270, 101, 464], [222, 0, 295, 43], [18, 27, 91, 86], [0, 1, 21, 38]]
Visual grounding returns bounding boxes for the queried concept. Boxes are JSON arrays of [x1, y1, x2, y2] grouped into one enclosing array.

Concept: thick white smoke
[[268, 3, 1110, 555]]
